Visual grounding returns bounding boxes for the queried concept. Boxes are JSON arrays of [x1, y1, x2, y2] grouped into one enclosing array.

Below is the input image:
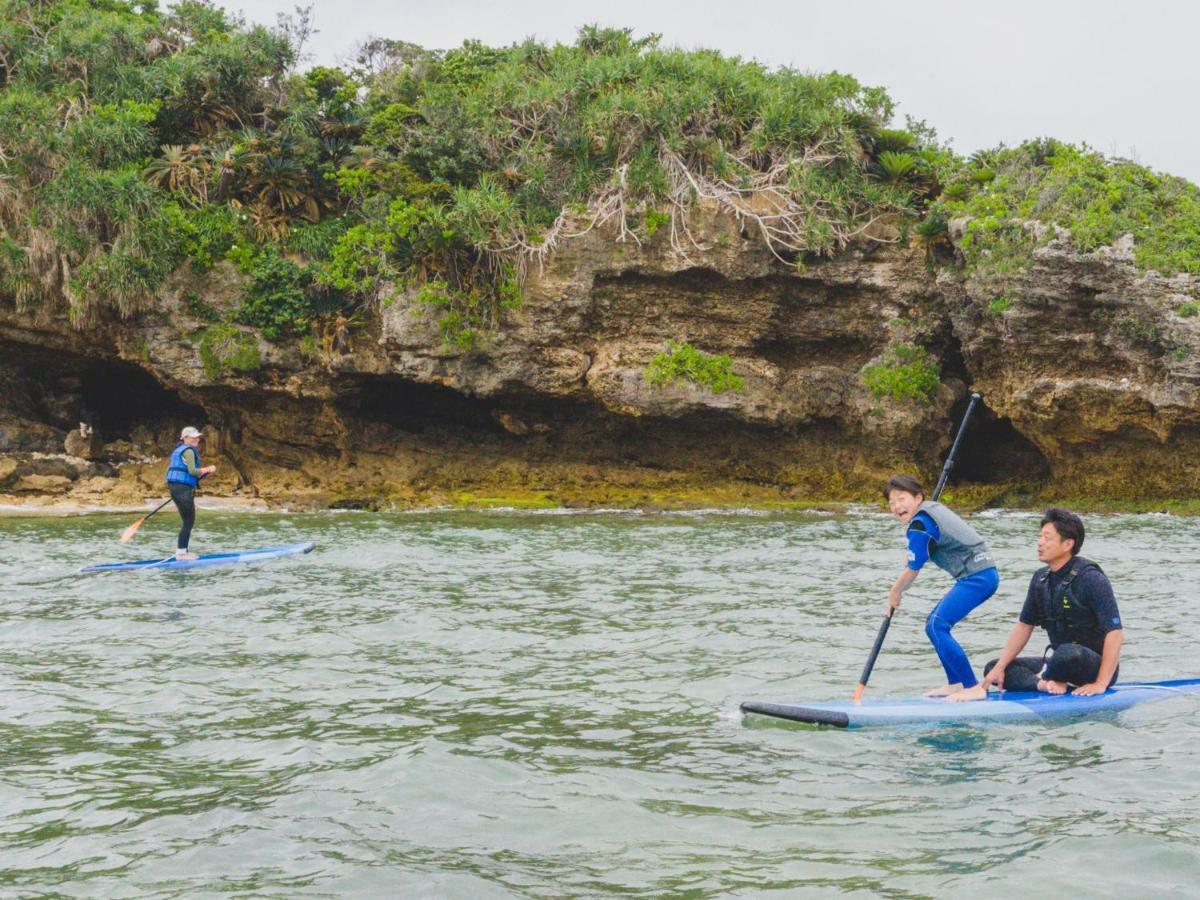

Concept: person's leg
[[924, 568, 1000, 692], [984, 656, 1045, 692], [1042, 643, 1117, 690], [170, 485, 196, 555]]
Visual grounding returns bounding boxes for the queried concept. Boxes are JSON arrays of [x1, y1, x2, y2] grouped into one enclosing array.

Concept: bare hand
[[1072, 681, 1107, 697], [886, 589, 902, 610], [982, 667, 1005, 690], [202, 465, 217, 475]]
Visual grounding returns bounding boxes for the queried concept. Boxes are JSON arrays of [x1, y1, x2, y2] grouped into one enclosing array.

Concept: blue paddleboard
[[740, 678, 1200, 728], [80, 541, 316, 573]]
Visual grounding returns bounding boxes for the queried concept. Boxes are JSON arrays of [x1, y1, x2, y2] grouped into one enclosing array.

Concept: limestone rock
[[2, 200, 1200, 504], [15, 474, 72, 493]]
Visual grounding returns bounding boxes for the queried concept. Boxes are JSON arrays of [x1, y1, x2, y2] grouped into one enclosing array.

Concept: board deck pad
[[80, 541, 315, 573], [740, 678, 1200, 728]]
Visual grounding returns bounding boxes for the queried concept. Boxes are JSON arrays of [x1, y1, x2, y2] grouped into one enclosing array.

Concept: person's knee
[[1052, 643, 1090, 668], [925, 611, 950, 643]]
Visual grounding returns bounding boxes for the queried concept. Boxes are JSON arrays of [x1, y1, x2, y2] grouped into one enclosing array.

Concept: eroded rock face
[[943, 236, 1200, 497], [1, 208, 1197, 507]]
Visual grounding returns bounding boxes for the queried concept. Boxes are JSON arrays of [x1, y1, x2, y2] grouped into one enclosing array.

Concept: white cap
[[180, 426, 203, 439]]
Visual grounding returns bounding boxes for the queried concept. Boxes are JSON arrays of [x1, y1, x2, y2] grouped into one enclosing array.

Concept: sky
[[225, 0, 1199, 184]]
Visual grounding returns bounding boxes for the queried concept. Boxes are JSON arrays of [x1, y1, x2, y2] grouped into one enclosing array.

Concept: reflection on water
[[2, 509, 1200, 893]]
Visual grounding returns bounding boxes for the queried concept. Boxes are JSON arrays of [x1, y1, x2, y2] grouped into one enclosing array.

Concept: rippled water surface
[[3, 508, 1200, 896]]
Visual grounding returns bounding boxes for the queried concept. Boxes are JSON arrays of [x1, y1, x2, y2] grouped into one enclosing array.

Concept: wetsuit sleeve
[[1019, 572, 1043, 626], [904, 513, 936, 571], [1079, 569, 1122, 633], [181, 447, 203, 478]]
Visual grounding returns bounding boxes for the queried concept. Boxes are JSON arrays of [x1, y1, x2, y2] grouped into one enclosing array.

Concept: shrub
[[862, 344, 940, 402], [988, 296, 1013, 314], [231, 248, 336, 340], [942, 140, 1200, 277], [1178, 301, 1199, 318], [645, 341, 744, 394], [198, 324, 262, 380]]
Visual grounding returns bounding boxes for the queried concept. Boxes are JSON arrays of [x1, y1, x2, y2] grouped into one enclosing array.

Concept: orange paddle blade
[[119, 517, 146, 543], [852, 684, 865, 703]]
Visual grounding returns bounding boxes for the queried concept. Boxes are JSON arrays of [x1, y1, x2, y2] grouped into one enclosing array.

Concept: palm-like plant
[[144, 144, 210, 203], [877, 151, 916, 182]]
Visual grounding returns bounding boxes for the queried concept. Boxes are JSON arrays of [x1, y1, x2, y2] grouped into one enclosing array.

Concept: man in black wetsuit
[[948, 507, 1124, 701]]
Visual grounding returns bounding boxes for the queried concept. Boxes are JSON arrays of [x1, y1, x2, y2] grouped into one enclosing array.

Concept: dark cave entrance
[[944, 395, 1050, 484], [334, 374, 505, 437], [0, 341, 204, 450], [80, 357, 205, 443]]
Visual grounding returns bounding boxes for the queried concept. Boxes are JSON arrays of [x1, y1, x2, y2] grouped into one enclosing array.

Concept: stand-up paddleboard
[[741, 678, 1200, 728], [80, 541, 315, 573]]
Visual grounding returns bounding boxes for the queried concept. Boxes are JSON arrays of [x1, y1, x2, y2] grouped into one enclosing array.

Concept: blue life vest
[[166, 443, 201, 486]]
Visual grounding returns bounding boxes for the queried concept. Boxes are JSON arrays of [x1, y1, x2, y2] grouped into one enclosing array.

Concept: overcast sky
[[225, 0, 1199, 184]]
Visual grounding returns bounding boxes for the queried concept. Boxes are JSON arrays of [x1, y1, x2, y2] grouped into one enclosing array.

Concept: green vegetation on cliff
[[933, 140, 1200, 276], [0, 1, 1195, 351], [646, 342, 744, 394], [0, 1, 931, 342], [862, 344, 939, 402]]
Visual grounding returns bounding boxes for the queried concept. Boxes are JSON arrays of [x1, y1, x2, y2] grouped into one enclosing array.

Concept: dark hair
[[1041, 507, 1085, 555], [883, 474, 925, 502]]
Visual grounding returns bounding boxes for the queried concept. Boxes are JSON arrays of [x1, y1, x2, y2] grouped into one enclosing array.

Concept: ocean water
[[2, 508, 1199, 896]]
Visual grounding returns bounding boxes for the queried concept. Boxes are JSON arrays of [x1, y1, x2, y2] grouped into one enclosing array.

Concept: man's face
[[1037, 522, 1074, 563], [887, 490, 922, 525], [184, 435, 201, 448]]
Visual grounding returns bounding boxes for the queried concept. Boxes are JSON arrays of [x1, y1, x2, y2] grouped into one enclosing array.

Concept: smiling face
[[887, 489, 924, 525], [1037, 522, 1075, 569]]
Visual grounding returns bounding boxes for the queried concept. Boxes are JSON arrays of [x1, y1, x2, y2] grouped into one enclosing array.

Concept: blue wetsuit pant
[[925, 567, 999, 688]]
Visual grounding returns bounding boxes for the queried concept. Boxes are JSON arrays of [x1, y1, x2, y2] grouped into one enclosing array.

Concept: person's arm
[[887, 566, 919, 609], [183, 447, 216, 477], [981, 621, 1035, 689], [1072, 570, 1122, 696], [1073, 629, 1123, 696], [889, 517, 932, 609]]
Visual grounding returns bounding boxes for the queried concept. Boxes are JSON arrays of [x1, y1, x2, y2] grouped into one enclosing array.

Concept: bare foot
[[923, 683, 964, 698], [946, 684, 988, 702], [1037, 678, 1068, 695]]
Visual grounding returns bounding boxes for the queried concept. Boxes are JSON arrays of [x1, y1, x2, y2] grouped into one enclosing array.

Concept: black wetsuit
[[169, 483, 196, 552], [985, 560, 1122, 691]]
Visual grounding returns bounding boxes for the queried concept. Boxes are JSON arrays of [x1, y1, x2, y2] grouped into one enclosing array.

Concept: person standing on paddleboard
[[948, 507, 1123, 701], [166, 426, 216, 560], [883, 474, 1000, 697]]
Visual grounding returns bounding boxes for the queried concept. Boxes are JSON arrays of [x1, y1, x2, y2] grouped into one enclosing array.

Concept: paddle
[[119, 472, 207, 543], [852, 392, 982, 701]]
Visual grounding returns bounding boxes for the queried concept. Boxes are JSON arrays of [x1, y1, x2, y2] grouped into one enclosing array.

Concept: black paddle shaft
[[855, 393, 983, 697], [933, 393, 981, 501]]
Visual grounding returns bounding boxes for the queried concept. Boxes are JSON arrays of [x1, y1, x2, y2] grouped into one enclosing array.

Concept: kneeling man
[[950, 507, 1123, 701]]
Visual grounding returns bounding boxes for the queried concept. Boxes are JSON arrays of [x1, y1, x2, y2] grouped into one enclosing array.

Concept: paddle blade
[[119, 517, 146, 543], [852, 683, 866, 703]]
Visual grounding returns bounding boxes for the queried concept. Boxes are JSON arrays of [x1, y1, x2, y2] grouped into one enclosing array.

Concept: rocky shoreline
[[4, 206, 1199, 514]]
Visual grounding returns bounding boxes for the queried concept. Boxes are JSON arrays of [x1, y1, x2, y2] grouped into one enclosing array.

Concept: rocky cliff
[[3, 207, 1198, 510]]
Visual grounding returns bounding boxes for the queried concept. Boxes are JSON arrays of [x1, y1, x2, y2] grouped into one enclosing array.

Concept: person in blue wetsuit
[[949, 507, 1123, 702], [165, 426, 216, 560], [883, 474, 1000, 697]]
